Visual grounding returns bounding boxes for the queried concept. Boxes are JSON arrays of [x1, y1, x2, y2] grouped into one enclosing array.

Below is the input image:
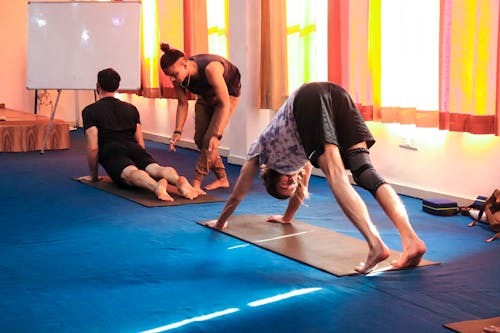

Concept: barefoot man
[[207, 82, 426, 273], [159, 43, 241, 194], [81, 68, 198, 202]]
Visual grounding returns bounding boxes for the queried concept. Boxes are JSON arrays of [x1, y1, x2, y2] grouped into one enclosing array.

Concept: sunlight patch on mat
[[139, 308, 240, 333], [138, 287, 321, 332], [247, 287, 322, 307]]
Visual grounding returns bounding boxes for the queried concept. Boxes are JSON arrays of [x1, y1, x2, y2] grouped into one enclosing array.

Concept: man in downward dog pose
[[207, 82, 426, 274]]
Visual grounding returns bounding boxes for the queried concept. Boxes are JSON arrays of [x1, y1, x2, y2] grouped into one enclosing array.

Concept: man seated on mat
[[207, 82, 426, 274], [80, 68, 198, 202]]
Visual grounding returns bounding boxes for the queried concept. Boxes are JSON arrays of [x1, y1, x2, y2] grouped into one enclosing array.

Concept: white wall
[[1, 0, 499, 203]]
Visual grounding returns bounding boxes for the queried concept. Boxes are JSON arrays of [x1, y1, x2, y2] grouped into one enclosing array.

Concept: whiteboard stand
[[40, 89, 62, 154]]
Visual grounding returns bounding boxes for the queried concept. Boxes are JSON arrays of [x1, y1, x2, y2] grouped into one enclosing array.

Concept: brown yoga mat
[[199, 214, 439, 276], [74, 176, 225, 207], [444, 317, 500, 333]]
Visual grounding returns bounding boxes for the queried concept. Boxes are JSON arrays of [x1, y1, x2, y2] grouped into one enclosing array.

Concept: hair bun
[[160, 43, 170, 52]]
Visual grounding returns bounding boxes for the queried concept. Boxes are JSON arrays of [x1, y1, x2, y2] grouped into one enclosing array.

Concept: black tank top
[[184, 54, 241, 98]]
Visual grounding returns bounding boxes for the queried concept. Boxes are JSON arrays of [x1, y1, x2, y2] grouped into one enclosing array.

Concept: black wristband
[[215, 134, 222, 140], [174, 130, 182, 135]]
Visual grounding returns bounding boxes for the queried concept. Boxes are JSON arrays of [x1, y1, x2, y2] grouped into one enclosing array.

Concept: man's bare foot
[[355, 241, 391, 274], [205, 178, 230, 191], [206, 219, 227, 230], [391, 238, 427, 268], [266, 215, 292, 224], [155, 179, 174, 202], [177, 176, 198, 200], [192, 179, 207, 195]]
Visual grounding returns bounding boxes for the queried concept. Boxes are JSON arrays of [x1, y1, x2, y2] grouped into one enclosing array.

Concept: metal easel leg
[[40, 89, 62, 154]]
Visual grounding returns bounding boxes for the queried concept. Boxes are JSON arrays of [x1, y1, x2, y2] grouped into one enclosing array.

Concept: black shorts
[[293, 82, 375, 168], [99, 141, 156, 184]]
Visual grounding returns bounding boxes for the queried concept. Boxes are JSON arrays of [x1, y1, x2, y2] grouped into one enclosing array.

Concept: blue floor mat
[[0, 129, 498, 333]]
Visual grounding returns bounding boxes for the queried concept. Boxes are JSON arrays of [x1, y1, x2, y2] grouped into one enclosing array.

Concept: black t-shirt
[[82, 97, 140, 149]]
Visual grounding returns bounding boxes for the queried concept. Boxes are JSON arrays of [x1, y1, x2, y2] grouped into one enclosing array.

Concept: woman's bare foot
[[391, 238, 427, 268], [155, 179, 174, 202], [206, 219, 227, 230], [177, 176, 198, 200], [205, 177, 230, 191], [355, 240, 391, 274]]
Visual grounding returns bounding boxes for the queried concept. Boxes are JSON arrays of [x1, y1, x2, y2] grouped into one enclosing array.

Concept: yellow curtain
[[139, 0, 208, 99], [259, 0, 288, 110], [138, 0, 161, 98], [440, 0, 500, 135]]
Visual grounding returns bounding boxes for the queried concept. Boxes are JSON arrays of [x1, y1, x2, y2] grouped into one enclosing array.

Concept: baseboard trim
[[143, 133, 473, 205], [143, 131, 230, 157]]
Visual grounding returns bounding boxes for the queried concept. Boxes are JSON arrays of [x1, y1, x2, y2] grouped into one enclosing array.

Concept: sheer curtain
[[286, 0, 328, 94], [327, 0, 499, 136]]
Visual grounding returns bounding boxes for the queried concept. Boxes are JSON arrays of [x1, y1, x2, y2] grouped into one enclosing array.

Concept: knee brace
[[345, 148, 385, 196]]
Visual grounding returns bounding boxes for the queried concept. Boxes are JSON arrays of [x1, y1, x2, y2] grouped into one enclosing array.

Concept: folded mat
[[444, 317, 500, 333], [199, 214, 439, 276], [74, 176, 225, 207]]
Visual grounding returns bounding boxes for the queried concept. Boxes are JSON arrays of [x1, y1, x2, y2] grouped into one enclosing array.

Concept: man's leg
[[204, 96, 239, 191], [121, 165, 173, 202], [345, 142, 426, 268], [193, 100, 212, 194], [317, 144, 390, 273], [374, 184, 426, 268], [145, 163, 198, 200]]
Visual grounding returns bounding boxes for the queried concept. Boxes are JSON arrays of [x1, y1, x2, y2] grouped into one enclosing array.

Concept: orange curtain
[[440, 0, 500, 135], [139, 0, 208, 99], [327, 0, 380, 121], [259, 0, 288, 109]]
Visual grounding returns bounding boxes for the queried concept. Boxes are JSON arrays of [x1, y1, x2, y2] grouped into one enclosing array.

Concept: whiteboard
[[27, 1, 141, 90]]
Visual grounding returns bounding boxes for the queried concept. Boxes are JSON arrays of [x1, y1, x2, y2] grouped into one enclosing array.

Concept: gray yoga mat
[[199, 214, 439, 276], [74, 176, 225, 207]]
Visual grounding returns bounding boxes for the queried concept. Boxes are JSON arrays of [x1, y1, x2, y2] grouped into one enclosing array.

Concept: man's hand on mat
[[206, 219, 227, 230], [78, 175, 104, 182], [266, 215, 292, 224], [484, 325, 500, 333]]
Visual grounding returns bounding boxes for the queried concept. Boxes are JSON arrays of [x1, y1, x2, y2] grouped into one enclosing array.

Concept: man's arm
[[205, 61, 231, 136], [267, 162, 313, 223], [205, 61, 232, 153], [135, 123, 145, 149], [169, 83, 189, 151], [85, 126, 99, 182], [207, 157, 260, 229]]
